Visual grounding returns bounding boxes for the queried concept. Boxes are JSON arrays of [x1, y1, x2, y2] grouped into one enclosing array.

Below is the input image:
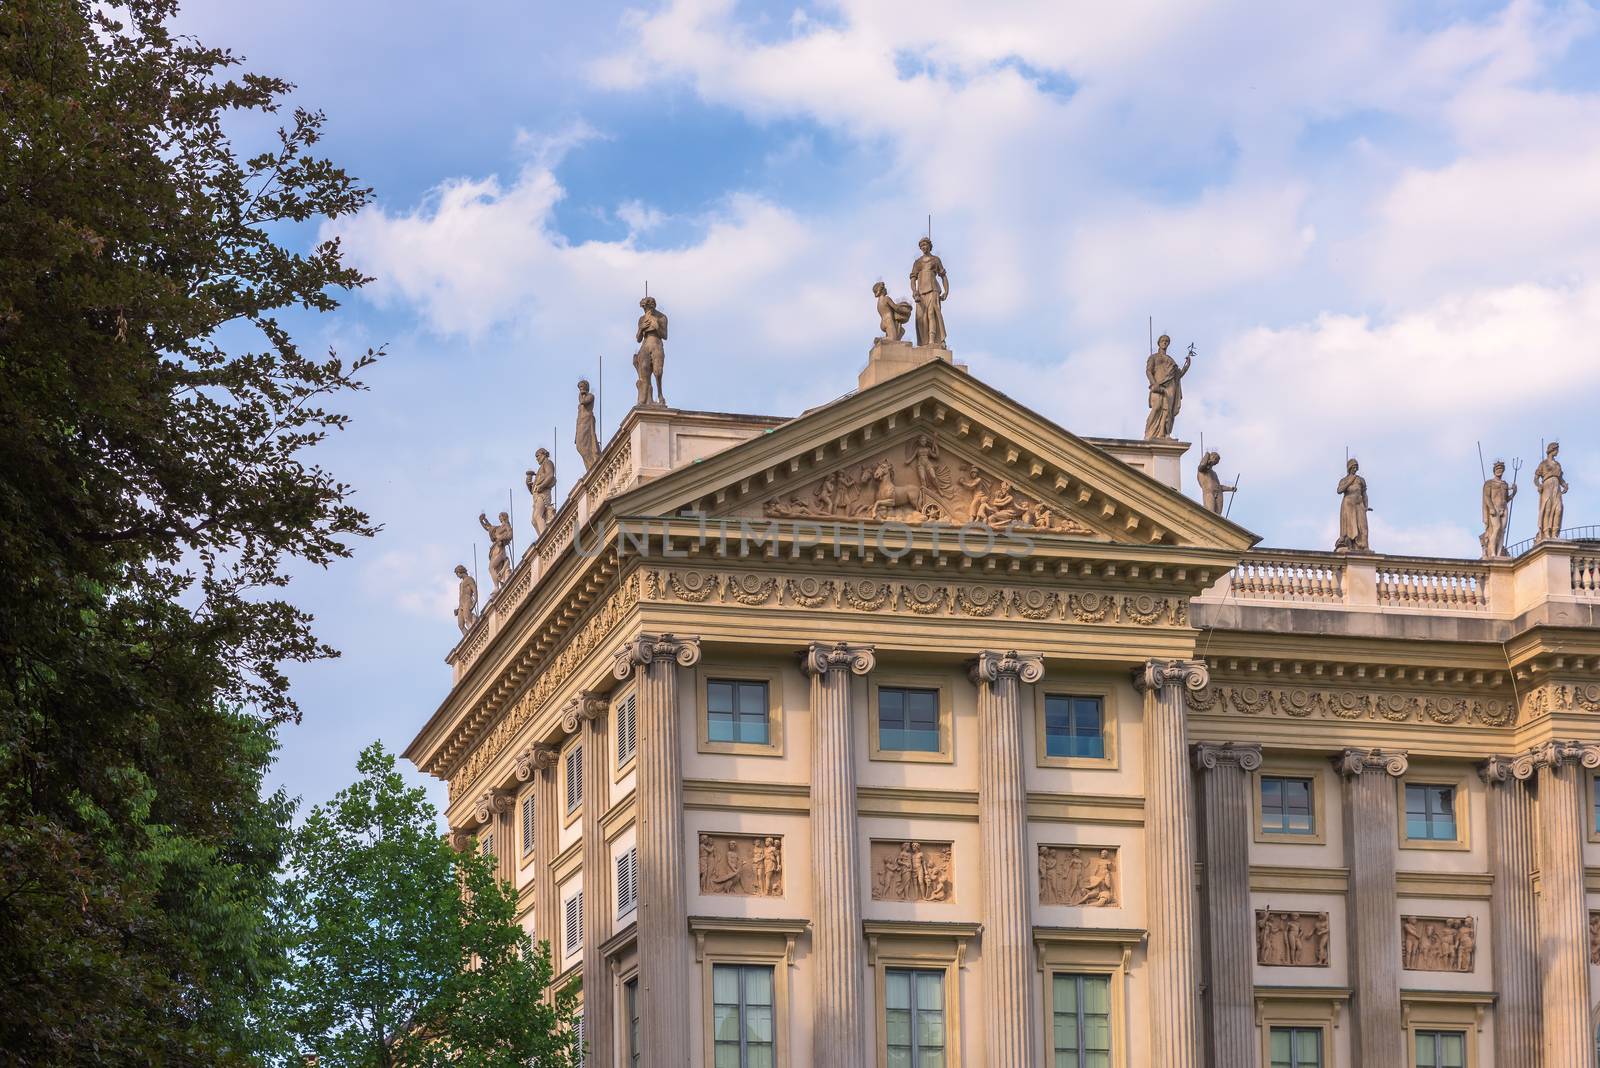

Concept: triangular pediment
[[609, 360, 1257, 553]]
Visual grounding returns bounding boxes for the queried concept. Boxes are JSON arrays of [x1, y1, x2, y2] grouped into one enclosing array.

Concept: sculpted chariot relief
[[1401, 916, 1476, 973], [1038, 845, 1119, 906], [698, 833, 784, 898], [871, 841, 953, 903], [761, 433, 1094, 534], [1255, 909, 1330, 967]]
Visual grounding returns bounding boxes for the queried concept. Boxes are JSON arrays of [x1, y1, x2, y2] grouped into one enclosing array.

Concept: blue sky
[[173, 0, 1600, 812]]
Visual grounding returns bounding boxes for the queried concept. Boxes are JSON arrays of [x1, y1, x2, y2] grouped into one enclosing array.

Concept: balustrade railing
[[1230, 553, 1345, 604], [1575, 553, 1600, 598], [1376, 562, 1489, 610]]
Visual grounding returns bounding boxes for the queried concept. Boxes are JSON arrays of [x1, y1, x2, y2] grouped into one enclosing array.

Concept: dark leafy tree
[[0, 0, 378, 1060], [278, 744, 580, 1068]]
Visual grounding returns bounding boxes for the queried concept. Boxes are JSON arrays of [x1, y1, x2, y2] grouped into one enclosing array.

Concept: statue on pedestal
[[575, 379, 600, 471], [633, 297, 668, 407], [909, 237, 949, 347], [478, 511, 513, 592], [873, 281, 912, 342], [1534, 441, 1568, 541], [1334, 458, 1371, 553], [526, 448, 556, 539], [1143, 334, 1191, 441], [1196, 450, 1237, 515], [1479, 459, 1517, 558], [452, 564, 478, 635]]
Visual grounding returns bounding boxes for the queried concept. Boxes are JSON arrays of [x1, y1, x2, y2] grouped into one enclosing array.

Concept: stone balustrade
[[1575, 552, 1599, 598], [1230, 552, 1345, 603], [1376, 560, 1489, 610]]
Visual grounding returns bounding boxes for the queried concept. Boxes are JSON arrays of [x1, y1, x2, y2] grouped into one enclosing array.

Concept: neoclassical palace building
[[405, 328, 1600, 1067]]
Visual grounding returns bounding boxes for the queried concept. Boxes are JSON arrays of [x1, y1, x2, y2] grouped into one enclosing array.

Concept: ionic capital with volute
[[1334, 747, 1409, 778], [1507, 740, 1600, 780], [1192, 741, 1263, 772], [513, 742, 559, 782], [560, 690, 609, 734], [612, 631, 701, 681], [1132, 658, 1209, 694], [801, 640, 876, 678], [471, 786, 514, 826], [970, 649, 1045, 685]]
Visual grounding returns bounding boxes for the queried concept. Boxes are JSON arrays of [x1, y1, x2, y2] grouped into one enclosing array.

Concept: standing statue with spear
[[1477, 441, 1519, 558]]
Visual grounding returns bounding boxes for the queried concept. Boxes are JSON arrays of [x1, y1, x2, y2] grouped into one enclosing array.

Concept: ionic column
[[470, 786, 514, 883], [1335, 747, 1408, 1067], [514, 742, 560, 972], [1480, 755, 1540, 1068], [1132, 659, 1207, 1068], [1193, 741, 1264, 1068], [567, 693, 613, 1068], [1519, 741, 1599, 1065], [612, 633, 701, 1068], [803, 641, 875, 1068], [970, 650, 1044, 1067]]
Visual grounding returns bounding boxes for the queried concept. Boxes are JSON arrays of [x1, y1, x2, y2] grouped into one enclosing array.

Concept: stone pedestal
[[1517, 742, 1600, 1065], [1193, 742, 1264, 1068], [971, 650, 1044, 1068], [613, 633, 701, 1068], [803, 641, 875, 1068], [1481, 756, 1540, 1068], [1133, 659, 1207, 1068], [572, 694, 613, 1068], [857, 339, 964, 391], [1335, 748, 1408, 1067]]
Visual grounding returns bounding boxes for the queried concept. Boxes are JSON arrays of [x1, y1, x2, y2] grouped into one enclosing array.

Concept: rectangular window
[[1052, 973, 1112, 1066], [1593, 774, 1600, 836], [626, 977, 640, 1067], [616, 692, 638, 767], [1261, 776, 1316, 835], [878, 687, 941, 753], [1043, 695, 1106, 760], [706, 679, 770, 746], [616, 846, 638, 918], [1415, 1029, 1466, 1068], [885, 967, 945, 1066], [565, 745, 583, 814], [1405, 784, 1458, 841], [479, 830, 495, 860], [521, 794, 535, 857], [574, 1013, 585, 1059], [1269, 1026, 1324, 1068], [563, 889, 582, 960], [712, 963, 775, 1068]]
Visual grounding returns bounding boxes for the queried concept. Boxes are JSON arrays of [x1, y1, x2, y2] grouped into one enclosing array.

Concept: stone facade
[[405, 348, 1600, 1066]]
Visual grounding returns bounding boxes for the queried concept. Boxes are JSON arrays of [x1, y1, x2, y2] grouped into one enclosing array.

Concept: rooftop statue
[[1333, 457, 1371, 553], [872, 281, 913, 343], [1196, 450, 1237, 515], [452, 564, 478, 635], [633, 296, 668, 407], [1479, 459, 1518, 558], [909, 237, 949, 348], [478, 510, 513, 592], [575, 379, 601, 471], [1143, 334, 1192, 441], [526, 447, 556, 539], [1535, 441, 1568, 541]]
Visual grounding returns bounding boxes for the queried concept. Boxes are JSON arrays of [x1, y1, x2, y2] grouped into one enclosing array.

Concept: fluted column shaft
[[613, 633, 701, 1068], [575, 695, 614, 1068], [1133, 659, 1206, 1068], [1336, 748, 1407, 1067], [1523, 742, 1599, 1066], [528, 747, 561, 973], [1194, 742, 1264, 1068], [804, 642, 876, 1068], [971, 650, 1043, 1067], [1482, 757, 1541, 1068]]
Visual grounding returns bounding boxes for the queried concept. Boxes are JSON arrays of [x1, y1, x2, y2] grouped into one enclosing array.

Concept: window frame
[[868, 673, 954, 765], [1402, 992, 1488, 1068], [1034, 682, 1118, 769], [1413, 1029, 1467, 1068], [616, 845, 638, 919], [624, 975, 640, 1068], [562, 738, 583, 827], [562, 886, 583, 963], [1267, 1025, 1325, 1068], [1253, 758, 1330, 846], [1588, 773, 1600, 844], [1254, 990, 1346, 1068], [520, 790, 536, 863], [696, 663, 785, 758], [1034, 927, 1137, 1068], [1398, 768, 1470, 852], [710, 961, 778, 1068], [1050, 972, 1115, 1064], [883, 966, 948, 1066], [614, 688, 639, 778], [691, 917, 801, 1068], [864, 921, 976, 1068]]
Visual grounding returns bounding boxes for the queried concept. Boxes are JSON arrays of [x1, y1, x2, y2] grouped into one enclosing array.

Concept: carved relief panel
[[1038, 845, 1120, 906], [1254, 909, 1330, 967], [870, 840, 953, 903], [1401, 915, 1476, 972], [697, 833, 784, 898], [1590, 912, 1600, 965]]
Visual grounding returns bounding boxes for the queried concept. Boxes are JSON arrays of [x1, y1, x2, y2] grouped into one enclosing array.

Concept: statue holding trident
[[908, 236, 949, 347], [633, 295, 668, 407], [1143, 334, 1193, 440]]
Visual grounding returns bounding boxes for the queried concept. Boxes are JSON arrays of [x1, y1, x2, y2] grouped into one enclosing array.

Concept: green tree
[[278, 743, 580, 1068], [0, 0, 376, 1060]]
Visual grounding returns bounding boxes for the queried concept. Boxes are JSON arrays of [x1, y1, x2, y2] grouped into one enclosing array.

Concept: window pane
[[1053, 975, 1077, 1013], [916, 971, 943, 1011], [885, 1008, 912, 1046], [1081, 976, 1110, 1014], [713, 1003, 740, 1042], [713, 965, 739, 1004], [885, 970, 911, 1009], [1416, 1032, 1436, 1064], [880, 688, 940, 752], [744, 965, 774, 1006], [746, 1004, 773, 1044]]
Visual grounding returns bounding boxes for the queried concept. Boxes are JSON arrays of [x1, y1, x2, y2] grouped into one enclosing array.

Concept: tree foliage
[[0, 0, 377, 1060], [278, 744, 580, 1068]]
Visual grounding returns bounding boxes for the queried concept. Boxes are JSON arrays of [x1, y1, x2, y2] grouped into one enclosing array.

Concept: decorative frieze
[[1590, 912, 1600, 965], [870, 841, 954, 902], [1518, 682, 1600, 721], [1038, 845, 1119, 906], [1401, 916, 1477, 973], [1255, 909, 1330, 967], [1187, 682, 1514, 728], [698, 833, 784, 898]]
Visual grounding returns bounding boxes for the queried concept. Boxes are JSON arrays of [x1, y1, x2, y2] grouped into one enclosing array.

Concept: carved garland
[[1518, 682, 1600, 721], [1186, 682, 1515, 728]]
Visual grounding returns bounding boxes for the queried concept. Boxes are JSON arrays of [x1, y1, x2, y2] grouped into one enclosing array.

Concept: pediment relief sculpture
[[757, 434, 1097, 536], [1038, 845, 1119, 907], [871, 840, 953, 903], [1401, 915, 1476, 973], [698, 833, 783, 898], [1255, 909, 1330, 967]]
